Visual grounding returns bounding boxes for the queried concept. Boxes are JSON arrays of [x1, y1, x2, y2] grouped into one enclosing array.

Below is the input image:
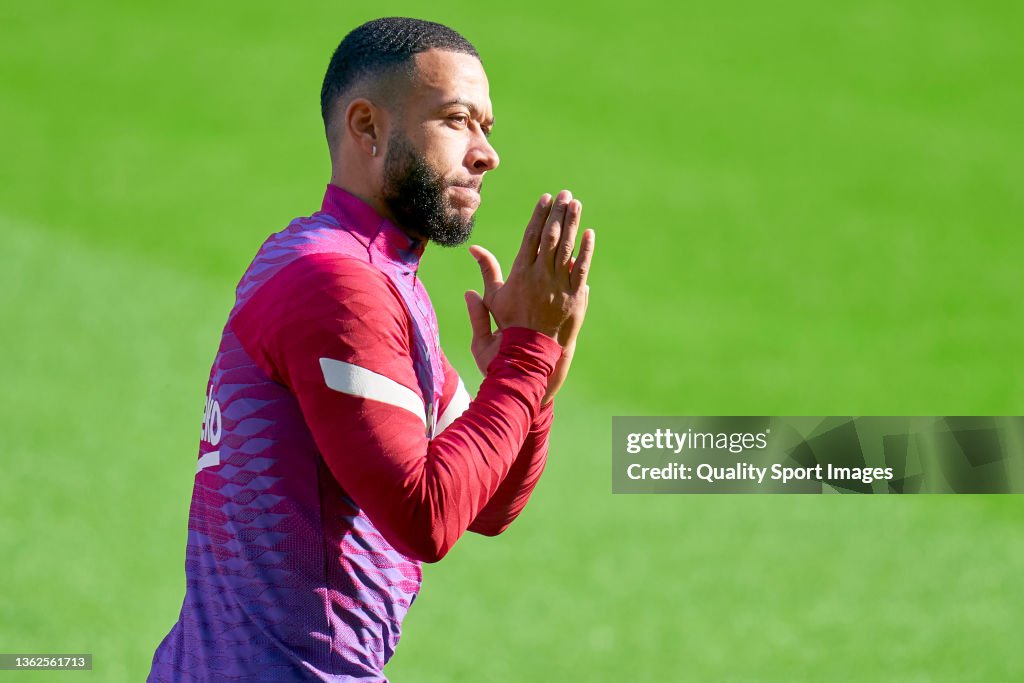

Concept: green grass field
[[2, 1, 1022, 680]]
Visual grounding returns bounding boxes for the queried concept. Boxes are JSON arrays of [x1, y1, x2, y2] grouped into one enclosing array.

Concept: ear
[[345, 98, 387, 158]]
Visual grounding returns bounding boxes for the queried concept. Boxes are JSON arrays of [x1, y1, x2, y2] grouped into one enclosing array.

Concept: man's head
[[321, 18, 499, 246]]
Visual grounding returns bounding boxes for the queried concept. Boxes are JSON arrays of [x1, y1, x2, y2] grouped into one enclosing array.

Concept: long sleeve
[[436, 352, 555, 536], [231, 252, 562, 563]]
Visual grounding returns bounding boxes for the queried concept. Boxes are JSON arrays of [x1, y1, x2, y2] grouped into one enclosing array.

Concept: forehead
[[405, 49, 491, 114]]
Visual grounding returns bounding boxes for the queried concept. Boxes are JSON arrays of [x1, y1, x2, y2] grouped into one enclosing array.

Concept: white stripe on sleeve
[[434, 377, 471, 435], [319, 357, 427, 427]]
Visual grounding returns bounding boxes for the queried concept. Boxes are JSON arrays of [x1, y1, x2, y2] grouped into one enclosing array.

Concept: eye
[[448, 114, 469, 128]]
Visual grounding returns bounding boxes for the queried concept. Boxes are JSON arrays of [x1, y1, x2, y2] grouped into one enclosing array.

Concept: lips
[[449, 185, 481, 207]]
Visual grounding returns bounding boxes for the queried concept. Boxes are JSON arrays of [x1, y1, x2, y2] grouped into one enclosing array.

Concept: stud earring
[[371, 145, 377, 157]]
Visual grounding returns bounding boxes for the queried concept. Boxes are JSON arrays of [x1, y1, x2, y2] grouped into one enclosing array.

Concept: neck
[[328, 170, 426, 243]]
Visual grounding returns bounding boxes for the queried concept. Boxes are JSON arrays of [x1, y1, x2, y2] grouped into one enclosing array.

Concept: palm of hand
[[464, 191, 594, 404]]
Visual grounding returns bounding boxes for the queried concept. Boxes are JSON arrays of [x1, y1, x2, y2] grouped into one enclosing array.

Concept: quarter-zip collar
[[319, 183, 426, 273]]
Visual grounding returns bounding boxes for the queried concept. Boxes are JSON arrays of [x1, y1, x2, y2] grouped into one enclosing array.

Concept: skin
[[327, 48, 595, 404]]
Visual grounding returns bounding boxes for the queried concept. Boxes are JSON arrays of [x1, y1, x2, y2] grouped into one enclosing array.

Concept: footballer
[[149, 16, 594, 682]]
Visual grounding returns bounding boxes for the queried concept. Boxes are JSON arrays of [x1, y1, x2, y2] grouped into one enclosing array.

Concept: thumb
[[468, 245, 504, 299], [464, 290, 493, 341]]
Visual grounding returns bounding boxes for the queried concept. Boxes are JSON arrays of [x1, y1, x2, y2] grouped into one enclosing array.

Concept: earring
[[371, 145, 377, 157]]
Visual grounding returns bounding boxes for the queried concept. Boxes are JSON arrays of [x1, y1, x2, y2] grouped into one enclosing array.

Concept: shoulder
[[275, 251, 394, 297], [256, 251, 403, 317], [232, 251, 414, 385]]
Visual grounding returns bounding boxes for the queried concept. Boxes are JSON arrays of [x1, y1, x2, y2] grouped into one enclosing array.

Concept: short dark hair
[[320, 17, 479, 126]]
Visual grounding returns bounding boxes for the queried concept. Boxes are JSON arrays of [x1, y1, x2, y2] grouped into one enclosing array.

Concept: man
[[149, 16, 593, 682]]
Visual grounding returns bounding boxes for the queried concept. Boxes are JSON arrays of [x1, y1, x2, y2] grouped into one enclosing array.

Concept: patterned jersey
[[149, 184, 560, 681]]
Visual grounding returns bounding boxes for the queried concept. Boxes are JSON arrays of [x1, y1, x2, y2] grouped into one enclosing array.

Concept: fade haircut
[[320, 17, 479, 133]]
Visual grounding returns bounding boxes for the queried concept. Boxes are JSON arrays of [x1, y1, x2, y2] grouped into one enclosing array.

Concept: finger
[[468, 245, 504, 300], [464, 290, 493, 341], [512, 194, 552, 270], [555, 199, 581, 272], [563, 285, 589, 348], [570, 228, 595, 291], [537, 189, 572, 267]]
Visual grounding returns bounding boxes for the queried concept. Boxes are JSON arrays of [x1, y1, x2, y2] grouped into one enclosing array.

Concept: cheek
[[421, 128, 472, 175]]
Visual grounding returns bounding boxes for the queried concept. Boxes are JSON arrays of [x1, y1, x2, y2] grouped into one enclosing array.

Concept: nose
[[467, 130, 500, 173]]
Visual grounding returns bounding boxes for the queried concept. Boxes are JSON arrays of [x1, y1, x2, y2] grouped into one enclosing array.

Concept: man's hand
[[464, 190, 595, 403]]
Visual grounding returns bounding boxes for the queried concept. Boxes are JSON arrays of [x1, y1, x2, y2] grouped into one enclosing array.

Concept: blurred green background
[[2, 0, 1022, 680]]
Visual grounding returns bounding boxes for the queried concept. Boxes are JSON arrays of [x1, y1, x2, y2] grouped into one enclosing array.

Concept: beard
[[381, 133, 477, 248]]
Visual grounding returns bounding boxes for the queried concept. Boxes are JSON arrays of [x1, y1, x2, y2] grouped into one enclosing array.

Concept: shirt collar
[[319, 183, 426, 270]]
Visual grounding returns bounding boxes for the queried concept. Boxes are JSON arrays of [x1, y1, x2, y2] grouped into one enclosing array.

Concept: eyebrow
[[440, 99, 495, 127]]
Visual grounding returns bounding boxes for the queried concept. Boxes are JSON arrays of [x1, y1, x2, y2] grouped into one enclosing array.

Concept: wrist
[[486, 327, 563, 379]]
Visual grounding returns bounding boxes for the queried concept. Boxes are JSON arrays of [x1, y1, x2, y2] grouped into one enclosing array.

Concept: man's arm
[[449, 192, 594, 535], [435, 353, 554, 536], [233, 253, 561, 564]]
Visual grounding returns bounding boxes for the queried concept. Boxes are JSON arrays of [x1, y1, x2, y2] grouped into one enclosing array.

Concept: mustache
[[449, 178, 482, 192]]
